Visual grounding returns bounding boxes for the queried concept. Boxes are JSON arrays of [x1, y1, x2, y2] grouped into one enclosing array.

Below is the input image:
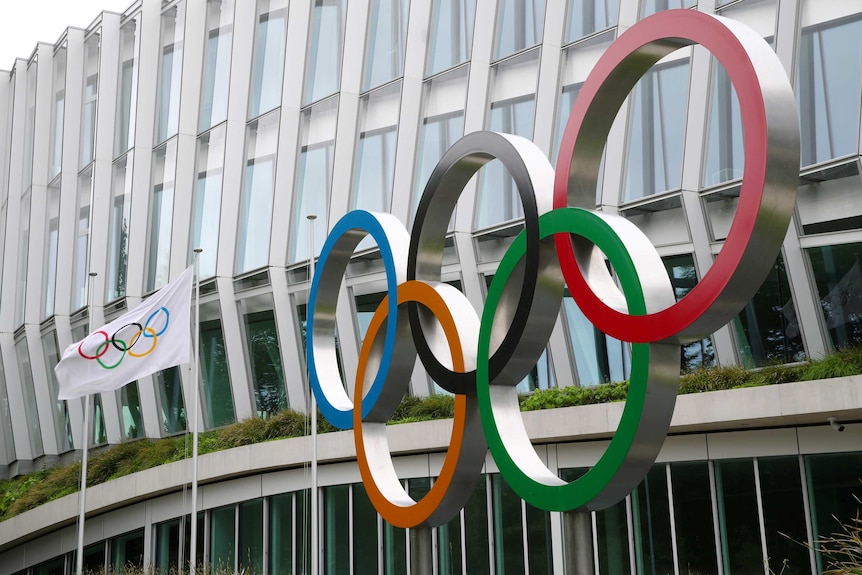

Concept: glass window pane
[[290, 97, 338, 263], [476, 50, 539, 229], [156, 366, 186, 434], [15, 192, 31, 327], [662, 255, 715, 371], [49, 45, 66, 180], [384, 517, 407, 574], [240, 295, 287, 416], [732, 253, 805, 368], [624, 58, 690, 202], [703, 59, 744, 188], [157, 3, 186, 143], [324, 485, 350, 574], [352, 82, 402, 212], [147, 141, 178, 292], [115, 17, 140, 156], [211, 505, 237, 570], [73, 171, 93, 310], [200, 0, 234, 131], [354, 484, 379, 575], [412, 67, 468, 224], [758, 456, 810, 574], [426, 0, 475, 75], [807, 242, 862, 349], [596, 497, 631, 574], [41, 331, 73, 452], [632, 465, 674, 575], [239, 499, 264, 574], [237, 111, 279, 273], [80, 32, 100, 169], [155, 518, 182, 572], [270, 494, 293, 575], [82, 541, 106, 574], [304, 0, 346, 105], [33, 558, 65, 575], [715, 459, 763, 574], [110, 529, 145, 571], [805, 452, 862, 572], [363, 0, 409, 91], [92, 393, 107, 446], [43, 184, 60, 318], [490, 474, 525, 574], [194, 125, 226, 279], [563, 292, 630, 386], [671, 461, 718, 575], [438, 500, 463, 575], [200, 305, 235, 428], [494, 0, 545, 60], [249, 0, 287, 119], [119, 381, 144, 440], [566, 0, 618, 43], [0, 357, 16, 464], [797, 163, 862, 235], [465, 476, 491, 574], [107, 155, 133, 302], [22, 61, 37, 192], [526, 502, 552, 575], [295, 489, 312, 575], [797, 16, 862, 167], [15, 337, 43, 457], [641, 0, 696, 18]]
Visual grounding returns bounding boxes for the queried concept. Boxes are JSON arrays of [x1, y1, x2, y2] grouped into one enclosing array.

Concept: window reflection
[[624, 59, 689, 202], [715, 459, 762, 573], [291, 97, 338, 263], [641, 0, 696, 18], [240, 295, 287, 417], [363, 0, 409, 91], [15, 192, 31, 326], [199, 0, 234, 131], [805, 452, 862, 572], [211, 505, 236, 570], [200, 304, 235, 428], [107, 155, 133, 301], [734, 253, 805, 367], [412, 67, 467, 223], [116, 17, 140, 156], [249, 0, 287, 119], [15, 338, 42, 457], [759, 457, 810, 574], [352, 82, 402, 213], [73, 172, 92, 310], [633, 465, 674, 575], [798, 16, 862, 167], [41, 331, 73, 452], [494, 0, 545, 60], [239, 500, 264, 574], [147, 141, 178, 292], [193, 125, 226, 279], [566, 0, 618, 43], [662, 254, 715, 370], [353, 484, 380, 575], [49, 46, 66, 180], [324, 485, 350, 574], [157, 3, 186, 143], [119, 381, 144, 440], [670, 462, 718, 575], [80, 32, 100, 169], [563, 292, 630, 386], [703, 59, 743, 188], [304, 0, 346, 105], [426, 0, 475, 76], [807, 242, 862, 349], [156, 366, 186, 434], [43, 185, 60, 318], [237, 111, 279, 273]]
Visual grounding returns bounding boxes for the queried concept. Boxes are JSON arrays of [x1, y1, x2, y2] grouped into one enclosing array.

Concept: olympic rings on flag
[[77, 307, 171, 370], [306, 9, 800, 522]]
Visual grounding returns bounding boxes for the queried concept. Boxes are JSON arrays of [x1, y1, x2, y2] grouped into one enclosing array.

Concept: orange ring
[[354, 281, 468, 528], [127, 327, 158, 357]]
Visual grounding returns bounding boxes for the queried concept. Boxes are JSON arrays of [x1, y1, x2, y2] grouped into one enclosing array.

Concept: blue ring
[[144, 307, 170, 337], [307, 211, 401, 429]]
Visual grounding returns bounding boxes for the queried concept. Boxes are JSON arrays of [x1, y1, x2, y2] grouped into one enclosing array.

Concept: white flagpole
[[189, 249, 202, 574], [75, 271, 97, 575], [307, 215, 318, 575]]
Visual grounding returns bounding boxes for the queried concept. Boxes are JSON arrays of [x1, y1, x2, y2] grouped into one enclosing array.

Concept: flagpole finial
[[307, 214, 317, 221], [89, 272, 97, 277], [193, 247, 203, 254]]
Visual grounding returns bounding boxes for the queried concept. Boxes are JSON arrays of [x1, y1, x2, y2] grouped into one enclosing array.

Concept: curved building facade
[[0, 0, 861, 573]]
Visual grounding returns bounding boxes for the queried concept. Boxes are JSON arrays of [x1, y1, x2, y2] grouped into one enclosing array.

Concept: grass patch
[[1, 346, 860, 522]]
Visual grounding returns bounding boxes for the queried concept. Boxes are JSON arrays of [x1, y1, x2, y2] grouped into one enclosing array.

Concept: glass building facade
[[0, 0, 861, 573]]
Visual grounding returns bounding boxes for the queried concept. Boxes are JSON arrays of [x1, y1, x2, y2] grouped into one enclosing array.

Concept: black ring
[[111, 323, 143, 353]]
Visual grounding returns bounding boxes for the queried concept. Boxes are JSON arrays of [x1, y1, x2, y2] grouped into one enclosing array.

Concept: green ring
[[96, 338, 127, 370], [477, 207, 652, 511]]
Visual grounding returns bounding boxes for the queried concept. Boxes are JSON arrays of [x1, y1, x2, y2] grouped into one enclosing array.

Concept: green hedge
[[2, 346, 860, 522]]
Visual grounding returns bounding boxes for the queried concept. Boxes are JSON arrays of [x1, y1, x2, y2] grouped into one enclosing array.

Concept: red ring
[[78, 331, 111, 360], [554, 10, 783, 343]]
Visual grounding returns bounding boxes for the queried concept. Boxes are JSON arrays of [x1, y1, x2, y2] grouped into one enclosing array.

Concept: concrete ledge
[[1, 375, 860, 551]]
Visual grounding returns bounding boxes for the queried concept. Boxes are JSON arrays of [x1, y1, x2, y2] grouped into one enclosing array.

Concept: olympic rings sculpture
[[77, 307, 171, 370], [307, 10, 800, 527]]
